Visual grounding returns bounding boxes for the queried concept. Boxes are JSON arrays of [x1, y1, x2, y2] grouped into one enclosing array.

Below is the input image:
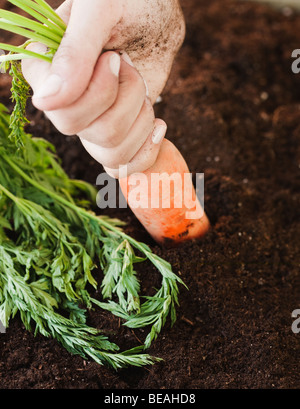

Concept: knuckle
[[57, 125, 76, 136], [98, 124, 125, 149], [51, 117, 77, 136], [47, 110, 86, 136], [52, 43, 75, 67], [102, 146, 130, 170], [102, 154, 121, 170], [80, 121, 123, 149]]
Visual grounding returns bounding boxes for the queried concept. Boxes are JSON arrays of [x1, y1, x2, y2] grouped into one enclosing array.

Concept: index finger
[[32, 0, 123, 111]]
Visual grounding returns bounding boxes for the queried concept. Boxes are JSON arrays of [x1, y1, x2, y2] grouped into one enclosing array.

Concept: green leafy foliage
[[0, 97, 185, 368], [0, 0, 186, 369], [0, 0, 65, 67]]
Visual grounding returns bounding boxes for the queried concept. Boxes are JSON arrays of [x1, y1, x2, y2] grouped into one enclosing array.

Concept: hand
[[21, 0, 185, 177]]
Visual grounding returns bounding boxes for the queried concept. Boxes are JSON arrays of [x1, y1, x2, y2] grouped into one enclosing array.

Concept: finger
[[43, 52, 120, 135], [79, 98, 155, 169], [21, 42, 51, 91], [77, 54, 148, 147], [104, 119, 167, 179], [54, 0, 72, 24], [32, 0, 123, 111]]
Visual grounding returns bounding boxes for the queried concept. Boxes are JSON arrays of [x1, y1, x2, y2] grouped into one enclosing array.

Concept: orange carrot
[[119, 139, 210, 246]]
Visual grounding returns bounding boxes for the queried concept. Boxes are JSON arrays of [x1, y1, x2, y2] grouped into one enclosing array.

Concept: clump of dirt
[[0, 0, 300, 389]]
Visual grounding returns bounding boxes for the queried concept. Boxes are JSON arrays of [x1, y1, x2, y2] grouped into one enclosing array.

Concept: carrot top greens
[[0, 0, 185, 369], [0, 0, 65, 65]]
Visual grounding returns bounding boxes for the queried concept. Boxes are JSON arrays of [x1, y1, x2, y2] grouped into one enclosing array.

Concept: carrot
[[119, 139, 210, 246]]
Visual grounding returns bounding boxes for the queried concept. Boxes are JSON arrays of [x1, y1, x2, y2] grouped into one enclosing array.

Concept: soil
[[0, 0, 300, 389]]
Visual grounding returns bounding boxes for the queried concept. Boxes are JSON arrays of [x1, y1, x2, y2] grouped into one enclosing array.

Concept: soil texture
[[0, 0, 300, 389]]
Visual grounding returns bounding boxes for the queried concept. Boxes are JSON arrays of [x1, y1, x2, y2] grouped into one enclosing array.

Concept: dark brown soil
[[0, 0, 300, 389]]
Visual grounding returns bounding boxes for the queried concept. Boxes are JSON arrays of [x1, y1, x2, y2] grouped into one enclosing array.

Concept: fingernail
[[143, 78, 149, 97], [110, 53, 121, 77], [33, 74, 63, 99], [120, 51, 134, 67], [152, 124, 167, 144]]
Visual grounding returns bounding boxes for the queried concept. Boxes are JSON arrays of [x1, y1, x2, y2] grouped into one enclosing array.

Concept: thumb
[[33, 0, 123, 111]]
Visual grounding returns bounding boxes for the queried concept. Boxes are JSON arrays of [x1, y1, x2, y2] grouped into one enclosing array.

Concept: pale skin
[[22, 0, 186, 178]]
